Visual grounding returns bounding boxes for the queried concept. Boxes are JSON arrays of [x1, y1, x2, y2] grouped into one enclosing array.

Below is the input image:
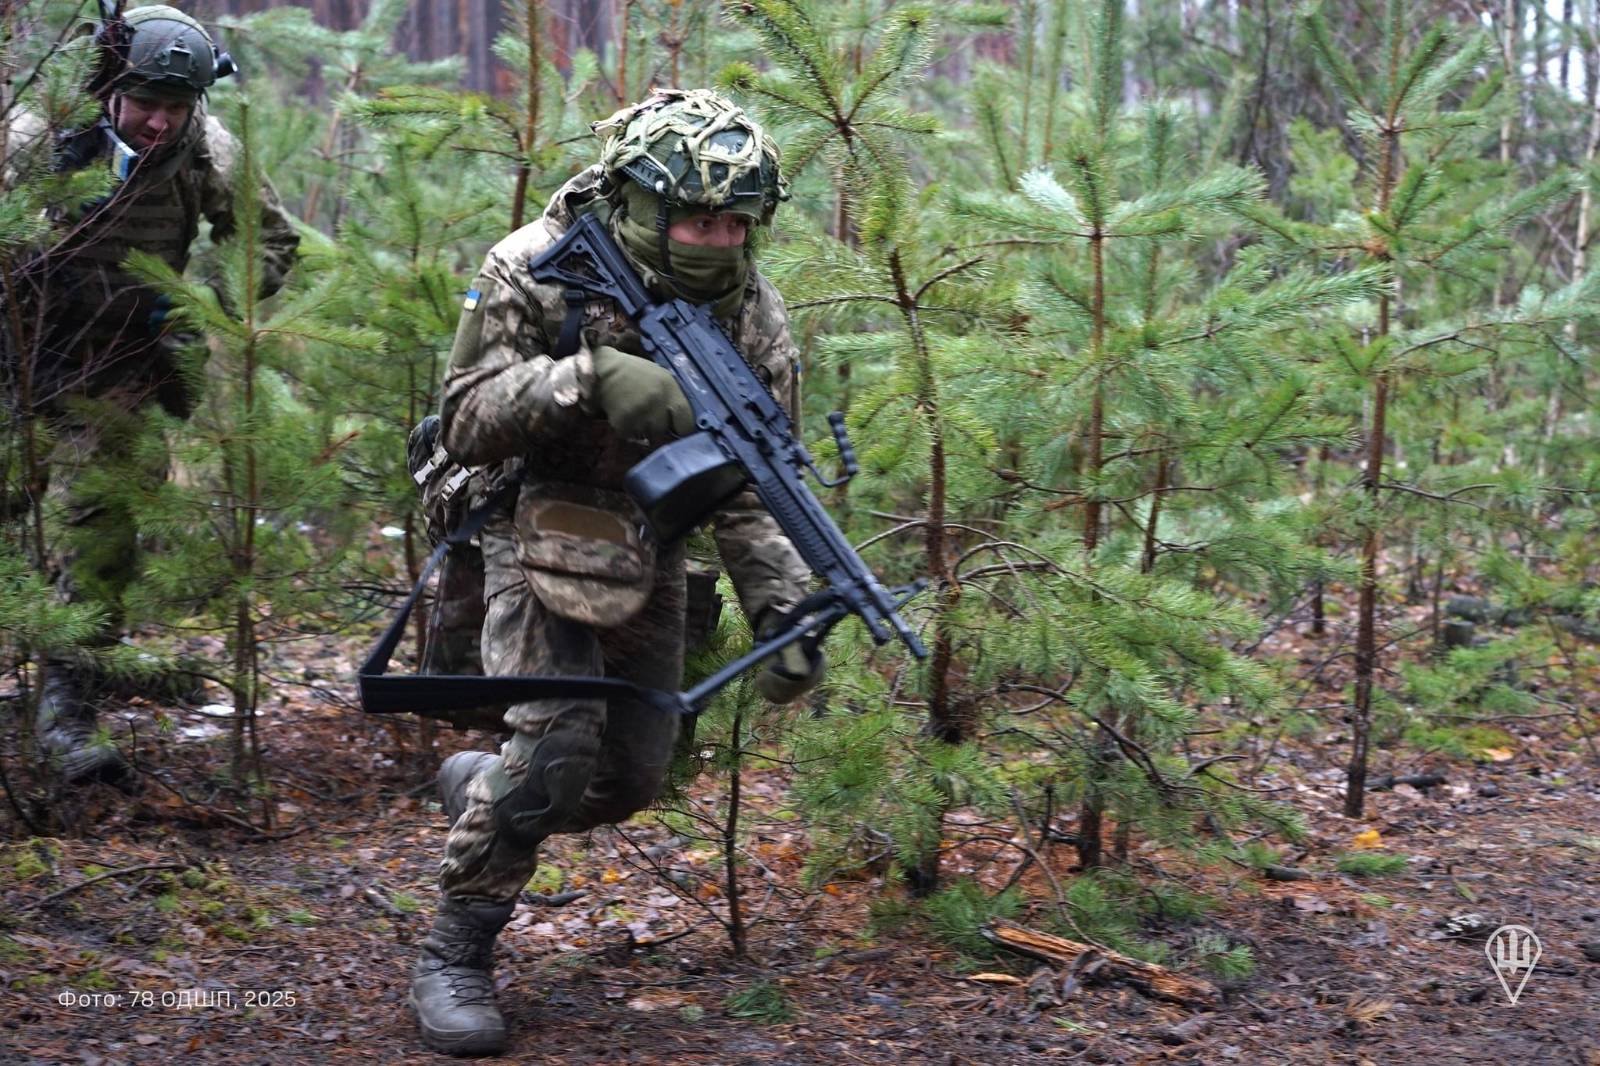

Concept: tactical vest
[[44, 114, 208, 379]]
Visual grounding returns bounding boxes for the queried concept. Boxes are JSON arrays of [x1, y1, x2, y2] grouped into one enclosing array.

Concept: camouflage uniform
[[435, 164, 809, 903], [7, 106, 300, 621], [2, 7, 297, 782]]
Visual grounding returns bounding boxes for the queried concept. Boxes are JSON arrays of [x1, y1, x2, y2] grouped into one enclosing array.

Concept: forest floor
[[2, 615, 1599, 1066]]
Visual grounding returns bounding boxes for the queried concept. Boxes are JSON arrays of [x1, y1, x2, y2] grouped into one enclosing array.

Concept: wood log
[[980, 919, 1220, 1006]]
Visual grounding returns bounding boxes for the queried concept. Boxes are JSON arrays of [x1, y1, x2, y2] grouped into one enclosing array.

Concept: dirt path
[[3, 691, 1597, 1065]]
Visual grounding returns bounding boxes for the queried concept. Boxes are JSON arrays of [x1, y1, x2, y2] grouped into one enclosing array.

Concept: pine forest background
[[3, 0, 1600, 1053]]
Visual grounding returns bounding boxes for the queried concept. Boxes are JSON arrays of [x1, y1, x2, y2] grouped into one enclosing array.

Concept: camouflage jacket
[[5, 106, 298, 398], [441, 165, 809, 626]]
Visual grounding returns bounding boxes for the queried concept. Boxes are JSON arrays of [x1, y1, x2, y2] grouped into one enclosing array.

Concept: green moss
[[0, 937, 30, 964], [391, 892, 420, 914], [284, 908, 317, 926], [155, 893, 179, 914], [79, 969, 114, 991], [1335, 852, 1409, 877], [525, 864, 563, 896], [11, 851, 49, 881]]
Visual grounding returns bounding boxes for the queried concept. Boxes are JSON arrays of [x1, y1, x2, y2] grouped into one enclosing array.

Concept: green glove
[[754, 607, 826, 704], [591, 344, 694, 442]]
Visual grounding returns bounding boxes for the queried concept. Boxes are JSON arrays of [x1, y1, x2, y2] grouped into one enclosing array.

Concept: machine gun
[[529, 212, 926, 664], [359, 214, 924, 725]]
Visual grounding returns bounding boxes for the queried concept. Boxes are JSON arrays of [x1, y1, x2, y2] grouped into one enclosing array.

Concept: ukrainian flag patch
[[463, 288, 481, 311]]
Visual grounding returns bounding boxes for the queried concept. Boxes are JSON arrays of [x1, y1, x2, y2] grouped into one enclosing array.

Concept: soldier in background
[[409, 90, 825, 1056], [3, 5, 299, 783]]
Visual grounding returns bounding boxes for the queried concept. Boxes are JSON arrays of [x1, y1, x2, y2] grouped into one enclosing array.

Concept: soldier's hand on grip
[[753, 607, 826, 704], [591, 344, 694, 443]]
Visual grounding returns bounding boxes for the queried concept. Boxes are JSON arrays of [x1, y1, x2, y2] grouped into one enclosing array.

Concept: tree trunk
[[893, 250, 960, 897], [510, 0, 542, 232], [723, 708, 746, 958], [1078, 224, 1110, 867], [1346, 65, 1402, 819]]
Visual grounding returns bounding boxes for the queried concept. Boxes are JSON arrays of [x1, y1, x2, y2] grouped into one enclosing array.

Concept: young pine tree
[[125, 101, 381, 818], [1293, 2, 1588, 816]]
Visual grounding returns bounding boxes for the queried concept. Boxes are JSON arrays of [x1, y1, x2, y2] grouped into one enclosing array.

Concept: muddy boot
[[35, 668, 131, 785], [439, 751, 498, 826], [409, 896, 515, 1056]]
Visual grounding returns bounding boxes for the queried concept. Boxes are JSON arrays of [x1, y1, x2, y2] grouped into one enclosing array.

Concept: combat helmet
[[594, 88, 786, 224], [115, 5, 234, 98]]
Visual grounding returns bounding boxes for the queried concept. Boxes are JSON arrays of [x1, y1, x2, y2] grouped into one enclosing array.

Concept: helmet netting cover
[[594, 88, 786, 216]]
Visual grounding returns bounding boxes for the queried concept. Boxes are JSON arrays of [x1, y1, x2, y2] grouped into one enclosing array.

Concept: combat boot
[[35, 668, 131, 785], [409, 896, 516, 1056], [438, 751, 498, 825]]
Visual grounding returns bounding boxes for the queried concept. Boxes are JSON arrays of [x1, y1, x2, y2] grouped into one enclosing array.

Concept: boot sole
[[408, 989, 508, 1057]]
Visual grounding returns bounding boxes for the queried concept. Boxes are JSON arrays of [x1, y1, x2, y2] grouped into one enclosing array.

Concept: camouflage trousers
[[0, 385, 169, 634], [438, 520, 685, 903]]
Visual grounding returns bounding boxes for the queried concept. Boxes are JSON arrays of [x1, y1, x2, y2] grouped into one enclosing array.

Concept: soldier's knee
[[579, 764, 669, 827], [491, 750, 598, 849]]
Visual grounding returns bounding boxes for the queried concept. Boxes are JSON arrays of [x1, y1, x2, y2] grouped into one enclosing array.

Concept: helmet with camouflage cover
[[594, 88, 786, 223], [115, 5, 234, 99]]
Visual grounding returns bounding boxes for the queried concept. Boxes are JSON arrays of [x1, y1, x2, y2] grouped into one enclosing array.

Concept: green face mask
[[615, 185, 752, 318]]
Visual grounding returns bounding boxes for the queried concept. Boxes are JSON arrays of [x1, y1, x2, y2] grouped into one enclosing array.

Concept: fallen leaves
[[966, 972, 1025, 985], [1350, 829, 1384, 850]]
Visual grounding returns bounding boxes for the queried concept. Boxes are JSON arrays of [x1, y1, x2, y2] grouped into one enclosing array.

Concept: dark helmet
[[594, 88, 786, 223], [116, 5, 234, 98]]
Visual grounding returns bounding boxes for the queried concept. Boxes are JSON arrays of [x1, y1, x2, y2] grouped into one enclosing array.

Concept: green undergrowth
[[1335, 852, 1410, 877], [2, 843, 325, 994], [874, 872, 1247, 979], [723, 978, 794, 1024]]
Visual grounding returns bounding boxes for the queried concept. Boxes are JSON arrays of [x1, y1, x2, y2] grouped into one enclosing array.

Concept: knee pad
[[491, 751, 597, 849], [581, 766, 668, 827]]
